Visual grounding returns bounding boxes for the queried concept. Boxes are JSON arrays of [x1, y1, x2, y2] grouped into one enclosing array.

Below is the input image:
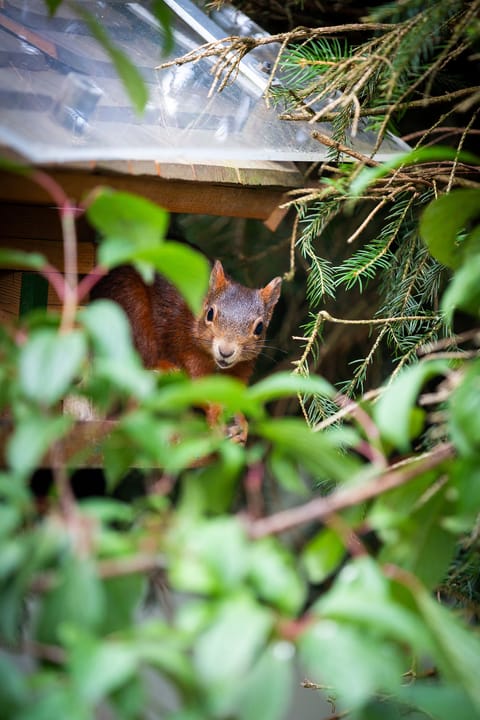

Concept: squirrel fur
[[90, 260, 282, 438]]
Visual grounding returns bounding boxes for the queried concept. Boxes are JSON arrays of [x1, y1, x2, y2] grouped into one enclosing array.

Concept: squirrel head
[[196, 260, 282, 369]]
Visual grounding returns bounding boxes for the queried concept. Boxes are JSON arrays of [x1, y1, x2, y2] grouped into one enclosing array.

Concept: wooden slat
[[0, 271, 21, 317], [0, 168, 290, 220], [0, 237, 96, 274], [0, 270, 88, 324]]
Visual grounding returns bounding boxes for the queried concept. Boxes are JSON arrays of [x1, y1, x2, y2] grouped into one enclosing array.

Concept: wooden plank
[[0, 418, 115, 468], [19, 272, 48, 316], [97, 159, 305, 188], [0, 271, 21, 318], [0, 417, 211, 469], [0, 237, 96, 274], [0, 168, 290, 220], [0, 204, 95, 245], [0, 270, 87, 324]]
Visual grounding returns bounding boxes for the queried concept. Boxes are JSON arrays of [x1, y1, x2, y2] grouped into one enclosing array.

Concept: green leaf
[[150, 375, 258, 418], [400, 683, 478, 720], [0, 654, 28, 715], [299, 618, 405, 710], [248, 537, 306, 615], [169, 517, 249, 594], [100, 574, 146, 634], [0, 156, 31, 175], [374, 360, 449, 451], [188, 440, 245, 513], [445, 458, 480, 532], [45, 0, 62, 13], [248, 372, 334, 404], [302, 528, 345, 584], [36, 556, 104, 645], [0, 248, 48, 270], [449, 358, 480, 456], [6, 413, 72, 476], [193, 592, 274, 686], [74, 7, 148, 113], [350, 148, 480, 197], [317, 557, 432, 649], [420, 188, 480, 269], [88, 190, 169, 249], [412, 587, 480, 713], [268, 448, 308, 495], [236, 642, 294, 720], [136, 241, 210, 316], [371, 473, 457, 589], [152, 1, 174, 56], [19, 329, 87, 406], [66, 631, 139, 704], [441, 254, 480, 323], [256, 417, 361, 483], [88, 189, 209, 314]]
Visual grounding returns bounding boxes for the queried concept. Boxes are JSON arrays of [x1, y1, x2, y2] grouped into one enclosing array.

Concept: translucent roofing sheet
[[0, 0, 410, 164]]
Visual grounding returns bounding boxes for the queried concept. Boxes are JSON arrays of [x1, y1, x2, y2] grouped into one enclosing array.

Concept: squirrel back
[[90, 260, 282, 385]]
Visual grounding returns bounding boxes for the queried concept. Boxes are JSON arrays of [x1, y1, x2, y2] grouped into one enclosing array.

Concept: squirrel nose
[[219, 344, 235, 359]]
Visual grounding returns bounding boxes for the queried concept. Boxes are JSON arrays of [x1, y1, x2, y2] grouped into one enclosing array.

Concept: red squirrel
[[90, 260, 282, 440]]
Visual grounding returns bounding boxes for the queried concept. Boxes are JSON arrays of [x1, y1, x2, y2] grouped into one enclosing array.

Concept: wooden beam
[[0, 168, 288, 220]]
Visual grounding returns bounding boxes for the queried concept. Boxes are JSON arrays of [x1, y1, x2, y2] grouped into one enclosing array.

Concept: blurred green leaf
[[80, 301, 154, 397], [169, 517, 249, 595], [0, 248, 48, 270], [400, 683, 478, 720], [6, 413, 72, 475], [110, 675, 145, 720], [80, 300, 140, 365], [441, 253, 480, 323], [19, 329, 87, 406], [256, 417, 361, 483], [36, 556, 104, 645], [149, 374, 259, 418], [317, 558, 433, 650], [74, 7, 148, 113], [152, 1, 174, 56], [88, 190, 169, 249], [135, 241, 210, 316], [0, 654, 28, 716], [420, 189, 480, 269], [188, 440, 245, 514], [374, 360, 449, 451], [412, 585, 480, 713], [445, 458, 480, 532], [100, 574, 146, 635], [302, 527, 345, 584], [248, 372, 334, 404], [268, 448, 308, 495], [449, 359, 480, 457], [236, 642, 294, 720], [248, 537, 306, 615], [193, 592, 273, 695], [66, 631, 139, 703], [371, 473, 457, 588], [300, 618, 405, 710]]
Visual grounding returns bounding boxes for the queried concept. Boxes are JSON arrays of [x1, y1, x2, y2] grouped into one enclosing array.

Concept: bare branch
[[247, 443, 454, 539]]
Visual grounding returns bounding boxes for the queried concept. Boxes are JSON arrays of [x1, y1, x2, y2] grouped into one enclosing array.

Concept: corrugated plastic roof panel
[[0, 0, 410, 164]]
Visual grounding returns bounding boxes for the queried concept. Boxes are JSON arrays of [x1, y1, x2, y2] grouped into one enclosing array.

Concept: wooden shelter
[[0, 1, 409, 464]]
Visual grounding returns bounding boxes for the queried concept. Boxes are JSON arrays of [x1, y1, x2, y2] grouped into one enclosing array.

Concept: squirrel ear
[[209, 260, 228, 293], [260, 276, 282, 311]]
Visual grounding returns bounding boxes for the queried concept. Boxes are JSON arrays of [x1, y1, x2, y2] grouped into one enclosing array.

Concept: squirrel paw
[[226, 414, 248, 445]]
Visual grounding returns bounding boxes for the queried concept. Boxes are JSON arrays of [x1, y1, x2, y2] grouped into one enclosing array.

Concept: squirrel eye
[[206, 306, 215, 323], [253, 320, 264, 336]]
